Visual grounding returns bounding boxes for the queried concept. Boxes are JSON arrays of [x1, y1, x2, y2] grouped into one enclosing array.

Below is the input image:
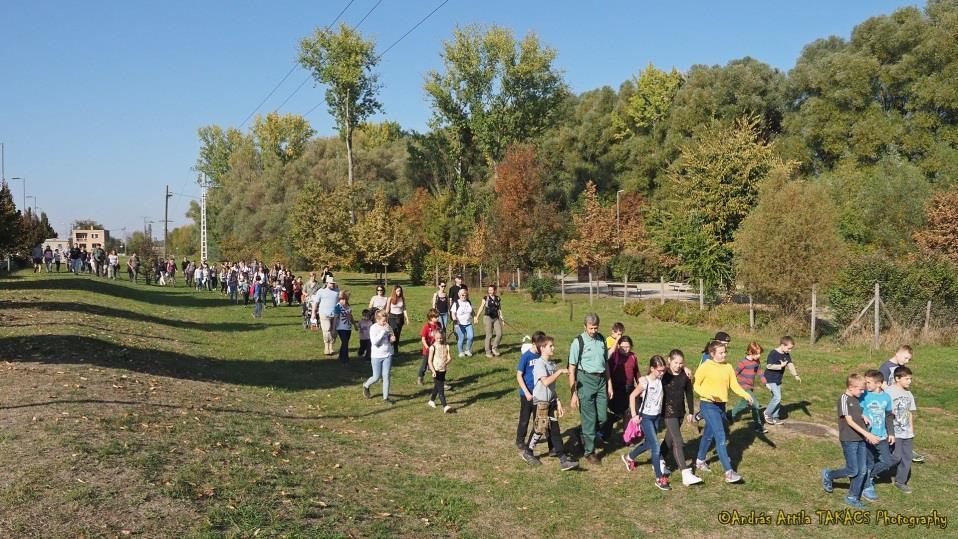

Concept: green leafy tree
[[251, 112, 315, 165], [354, 190, 409, 276], [291, 181, 356, 269], [612, 64, 683, 137], [663, 116, 775, 246], [0, 181, 21, 257], [734, 174, 846, 312], [167, 224, 198, 258], [195, 125, 248, 186], [425, 25, 568, 180], [822, 157, 931, 255], [299, 24, 382, 200]]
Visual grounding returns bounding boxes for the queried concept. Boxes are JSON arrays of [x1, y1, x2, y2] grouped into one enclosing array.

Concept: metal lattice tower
[[200, 174, 209, 263]]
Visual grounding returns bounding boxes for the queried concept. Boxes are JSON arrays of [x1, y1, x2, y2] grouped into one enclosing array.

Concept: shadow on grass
[[779, 400, 813, 420], [0, 334, 366, 392], [0, 300, 266, 333], [1, 275, 224, 308]]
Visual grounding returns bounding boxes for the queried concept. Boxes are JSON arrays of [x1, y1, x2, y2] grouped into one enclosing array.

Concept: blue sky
[[0, 0, 919, 239]]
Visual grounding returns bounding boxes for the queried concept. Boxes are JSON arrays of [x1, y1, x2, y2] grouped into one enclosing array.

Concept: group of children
[[509, 320, 920, 499], [823, 345, 918, 508]]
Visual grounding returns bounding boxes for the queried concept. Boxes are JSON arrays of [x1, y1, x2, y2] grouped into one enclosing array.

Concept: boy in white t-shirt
[[884, 366, 917, 493]]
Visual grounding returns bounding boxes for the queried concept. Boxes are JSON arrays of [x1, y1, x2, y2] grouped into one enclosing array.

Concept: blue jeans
[[827, 440, 867, 498], [364, 355, 392, 399], [865, 439, 899, 486], [696, 401, 733, 472], [628, 413, 664, 478], [438, 313, 449, 330], [765, 382, 782, 420], [456, 323, 474, 355]]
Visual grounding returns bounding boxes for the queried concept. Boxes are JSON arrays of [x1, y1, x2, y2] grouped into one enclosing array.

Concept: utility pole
[[164, 184, 172, 259], [200, 174, 210, 263]]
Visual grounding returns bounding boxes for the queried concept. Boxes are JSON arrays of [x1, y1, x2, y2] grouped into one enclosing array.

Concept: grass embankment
[[0, 271, 955, 538]]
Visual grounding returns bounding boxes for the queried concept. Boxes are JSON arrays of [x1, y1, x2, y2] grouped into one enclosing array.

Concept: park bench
[[668, 281, 693, 293]]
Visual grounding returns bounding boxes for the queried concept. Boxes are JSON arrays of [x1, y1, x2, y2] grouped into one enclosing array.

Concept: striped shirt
[[735, 358, 762, 391], [837, 393, 866, 442]]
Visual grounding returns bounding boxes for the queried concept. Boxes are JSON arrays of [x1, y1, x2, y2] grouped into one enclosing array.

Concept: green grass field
[[1, 270, 955, 538]]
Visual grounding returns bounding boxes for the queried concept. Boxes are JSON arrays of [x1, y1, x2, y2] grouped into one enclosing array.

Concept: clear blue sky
[[0, 0, 919, 240]]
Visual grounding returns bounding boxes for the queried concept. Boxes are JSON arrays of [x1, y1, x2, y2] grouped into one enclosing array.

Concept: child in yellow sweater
[[693, 340, 753, 484]]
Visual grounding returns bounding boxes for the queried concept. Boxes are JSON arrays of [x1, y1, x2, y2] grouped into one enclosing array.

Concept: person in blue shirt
[[763, 336, 801, 425], [860, 370, 900, 502], [515, 331, 547, 451]]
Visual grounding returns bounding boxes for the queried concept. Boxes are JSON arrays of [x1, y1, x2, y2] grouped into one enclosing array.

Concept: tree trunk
[[345, 90, 355, 225], [383, 263, 388, 288], [588, 269, 594, 305]]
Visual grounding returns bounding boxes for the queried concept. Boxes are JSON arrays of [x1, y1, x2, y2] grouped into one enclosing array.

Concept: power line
[[355, 0, 384, 28], [237, 0, 357, 128], [376, 0, 449, 60], [272, 0, 382, 115], [302, 0, 451, 118]]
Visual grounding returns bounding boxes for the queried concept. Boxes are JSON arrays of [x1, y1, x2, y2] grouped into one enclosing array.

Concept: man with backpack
[[568, 313, 612, 466]]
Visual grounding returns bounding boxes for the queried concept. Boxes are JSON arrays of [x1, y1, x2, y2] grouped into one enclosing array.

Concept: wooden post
[[588, 269, 594, 305], [659, 276, 665, 305], [479, 265, 483, 289], [810, 284, 818, 345], [698, 279, 704, 310], [924, 300, 931, 336], [623, 274, 629, 305], [749, 295, 755, 332], [874, 282, 880, 350], [517, 268, 522, 289], [561, 272, 565, 301], [384, 263, 388, 288], [496, 265, 500, 288], [569, 299, 574, 321]]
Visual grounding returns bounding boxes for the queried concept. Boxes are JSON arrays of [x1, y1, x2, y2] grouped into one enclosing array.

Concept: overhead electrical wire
[[237, 0, 356, 128], [302, 0, 451, 118]]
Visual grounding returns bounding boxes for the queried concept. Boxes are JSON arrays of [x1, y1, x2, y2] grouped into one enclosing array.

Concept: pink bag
[[622, 417, 643, 445]]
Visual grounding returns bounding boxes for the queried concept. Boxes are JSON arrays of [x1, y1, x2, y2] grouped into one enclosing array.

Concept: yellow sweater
[[693, 360, 750, 403]]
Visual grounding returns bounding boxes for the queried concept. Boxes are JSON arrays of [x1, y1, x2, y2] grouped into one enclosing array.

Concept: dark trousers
[[528, 401, 565, 455], [388, 314, 404, 355], [358, 339, 371, 361], [430, 371, 447, 406], [516, 395, 553, 451], [337, 330, 351, 363], [601, 382, 633, 439], [659, 417, 688, 470]]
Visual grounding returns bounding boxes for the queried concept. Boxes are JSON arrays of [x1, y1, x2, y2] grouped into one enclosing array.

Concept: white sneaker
[[464, 351, 472, 357], [695, 459, 711, 473], [682, 468, 704, 486], [725, 470, 743, 483], [443, 406, 452, 413], [457, 352, 465, 358], [660, 459, 670, 475], [428, 400, 436, 408]]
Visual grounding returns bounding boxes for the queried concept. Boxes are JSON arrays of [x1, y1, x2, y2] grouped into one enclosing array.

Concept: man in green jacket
[[568, 313, 612, 466]]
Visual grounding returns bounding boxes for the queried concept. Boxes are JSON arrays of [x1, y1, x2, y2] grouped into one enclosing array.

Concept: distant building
[[43, 238, 70, 254], [71, 227, 109, 251]]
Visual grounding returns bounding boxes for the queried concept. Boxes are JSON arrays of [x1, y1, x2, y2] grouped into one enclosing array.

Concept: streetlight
[[616, 189, 625, 234], [25, 195, 36, 216], [11, 176, 25, 210]]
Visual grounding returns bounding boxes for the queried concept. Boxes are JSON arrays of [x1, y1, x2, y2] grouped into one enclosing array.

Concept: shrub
[[828, 254, 958, 329], [707, 303, 773, 332], [649, 301, 706, 325], [527, 275, 557, 302], [622, 301, 646, 317]]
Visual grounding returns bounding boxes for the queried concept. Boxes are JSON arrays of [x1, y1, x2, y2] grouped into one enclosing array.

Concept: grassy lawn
[[1, 270, 955, 538]]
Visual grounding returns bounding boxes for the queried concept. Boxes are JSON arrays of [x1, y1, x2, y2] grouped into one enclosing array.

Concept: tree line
[[169, 0, 958, 324]]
